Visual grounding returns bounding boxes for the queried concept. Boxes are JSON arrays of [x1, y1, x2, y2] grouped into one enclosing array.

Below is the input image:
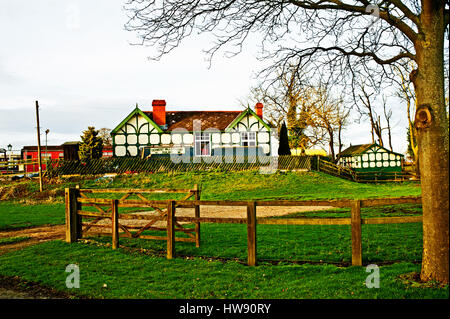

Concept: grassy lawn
[[1, 171, 421, 202], [0, 170, 437, 299], [0, 240, 447, 299], [88, 205, 423, 265], [0, 202, 65, 230], [85, 170, 422, 201], [0, 171, 420, 231], [0, 236, 31, 245]]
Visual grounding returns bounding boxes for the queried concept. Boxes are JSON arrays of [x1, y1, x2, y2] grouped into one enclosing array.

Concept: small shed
[[62, 141, 80, 161], [337, 143, 404, 172]]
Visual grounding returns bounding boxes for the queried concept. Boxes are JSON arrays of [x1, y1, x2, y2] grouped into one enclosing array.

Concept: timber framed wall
[[337, 144, 404, 173], [111, 107, 277, 157]]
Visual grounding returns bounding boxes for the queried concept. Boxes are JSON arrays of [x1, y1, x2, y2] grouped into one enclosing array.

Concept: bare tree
[[336, 103, 351, 159], [381, 96, 394, 151], [98, 128, 112, 146], [308, 86, 350, 161], [395, 63, 419, 170], [250, 64, 316, 151], [125, 0, 450, 283], [357, 84, 385, 146]]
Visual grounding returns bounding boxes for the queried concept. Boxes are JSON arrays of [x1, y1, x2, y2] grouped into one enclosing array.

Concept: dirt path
[[0, 225, 65, 254], [0, 205, 333, 251], [0, 275, 73, 299], [89, 205, 334, 230], [177, 205, 333, 218]]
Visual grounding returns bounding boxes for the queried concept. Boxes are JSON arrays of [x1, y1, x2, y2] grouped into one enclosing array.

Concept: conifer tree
[[78, 126, 103, 161], [278, 122, 291, 156]]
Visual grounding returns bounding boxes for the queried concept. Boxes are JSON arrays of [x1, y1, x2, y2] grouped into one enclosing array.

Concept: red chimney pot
[[152, 99, 166, 126], [255, 102, 263, 119]]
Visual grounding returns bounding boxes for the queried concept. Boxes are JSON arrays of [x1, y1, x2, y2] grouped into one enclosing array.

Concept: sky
[[0, 0, 409, 155]]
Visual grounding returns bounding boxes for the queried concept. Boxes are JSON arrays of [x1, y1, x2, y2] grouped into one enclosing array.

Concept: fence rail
[[355, 171, 415, 182], [317, 159, 416, 183], [68, 185, 201, 248], [65, 186, 422, 266], [0, 158, 60, 176], [318, 159, 357, 181]]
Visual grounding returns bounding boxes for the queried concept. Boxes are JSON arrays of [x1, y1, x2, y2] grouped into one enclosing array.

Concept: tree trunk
[[328, 130, 335, 162], [338, 123, 343, 160], [413, 1, 449, 284]]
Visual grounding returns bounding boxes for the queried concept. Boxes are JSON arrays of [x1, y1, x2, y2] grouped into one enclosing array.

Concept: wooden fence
[[317, 159, 357, 181], [317, 159, 415, 183], [0, 159, 41, 176], [65, 187, 422, 266], [66, 185, 202, 249], [354, 171, 415, 182]]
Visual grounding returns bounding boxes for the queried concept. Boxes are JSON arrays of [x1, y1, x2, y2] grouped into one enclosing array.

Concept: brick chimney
[[255, 102, 263, 119], [152, 99, 166, 126]]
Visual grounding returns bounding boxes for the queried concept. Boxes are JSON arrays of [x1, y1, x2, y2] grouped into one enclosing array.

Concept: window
[[241, 132, 256, 146], [194, 133, 211, 156]]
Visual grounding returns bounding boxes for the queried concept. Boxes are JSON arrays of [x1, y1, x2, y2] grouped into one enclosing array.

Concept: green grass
[[90, 170, 421, 201], [0, 202, 65, 230], [88, 214, 423, 265], [80, 203, 422, 265], [0, 171, 421, 230], [0, 240, 446, 299], [0, 171, 432, 299], [1, 170, 421, 202], [0, 236, 30, 245]]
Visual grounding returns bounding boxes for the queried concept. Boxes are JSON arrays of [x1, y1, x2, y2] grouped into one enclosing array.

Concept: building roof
[[142, 110, 244, 131], [339, 144, 374, 157], [61, 141, 80, 146], [22, 143, 112, 151], [22, 145, 64, 151], [338, 143, 404, 157]]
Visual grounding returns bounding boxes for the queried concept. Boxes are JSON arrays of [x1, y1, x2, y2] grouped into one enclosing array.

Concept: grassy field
[[0, 202, 65, 230], [0, 240, 447, 299], [0, 170, 421, 230], [1, 170, 422, 202], [1, 170, 445, 299], [86, 217, 422, 265]]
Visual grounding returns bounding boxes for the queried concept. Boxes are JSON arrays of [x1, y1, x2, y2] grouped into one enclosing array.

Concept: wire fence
[[50, 155, 312, 176]]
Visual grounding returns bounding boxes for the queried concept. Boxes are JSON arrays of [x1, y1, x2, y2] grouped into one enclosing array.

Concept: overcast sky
[[0, 0, 409, 154]]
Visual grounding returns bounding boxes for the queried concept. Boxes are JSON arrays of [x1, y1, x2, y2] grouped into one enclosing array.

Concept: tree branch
[[287, 0, 418, 42], [297, 45, 415, 64]]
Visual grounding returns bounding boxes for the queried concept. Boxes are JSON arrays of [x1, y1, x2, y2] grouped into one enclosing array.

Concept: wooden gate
[[65, 185, 201, 249]]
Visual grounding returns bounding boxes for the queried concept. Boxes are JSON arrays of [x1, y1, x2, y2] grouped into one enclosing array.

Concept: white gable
[[229, 113, 269, 133]]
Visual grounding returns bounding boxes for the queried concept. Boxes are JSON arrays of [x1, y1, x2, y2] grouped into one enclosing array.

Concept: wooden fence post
[[194, 184, 201, 248], [111, 199, 119, 249], [351, 200, 362, 266], [247, 201, 257, 266], [75, 184, 82, 239], [167, 200, 175, 259], [65, 188, 80, 243]]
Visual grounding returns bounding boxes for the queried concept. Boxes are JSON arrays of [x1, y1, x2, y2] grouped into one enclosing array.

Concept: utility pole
[[36, 101, 43, 192], [45, 129, 49, 157]]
